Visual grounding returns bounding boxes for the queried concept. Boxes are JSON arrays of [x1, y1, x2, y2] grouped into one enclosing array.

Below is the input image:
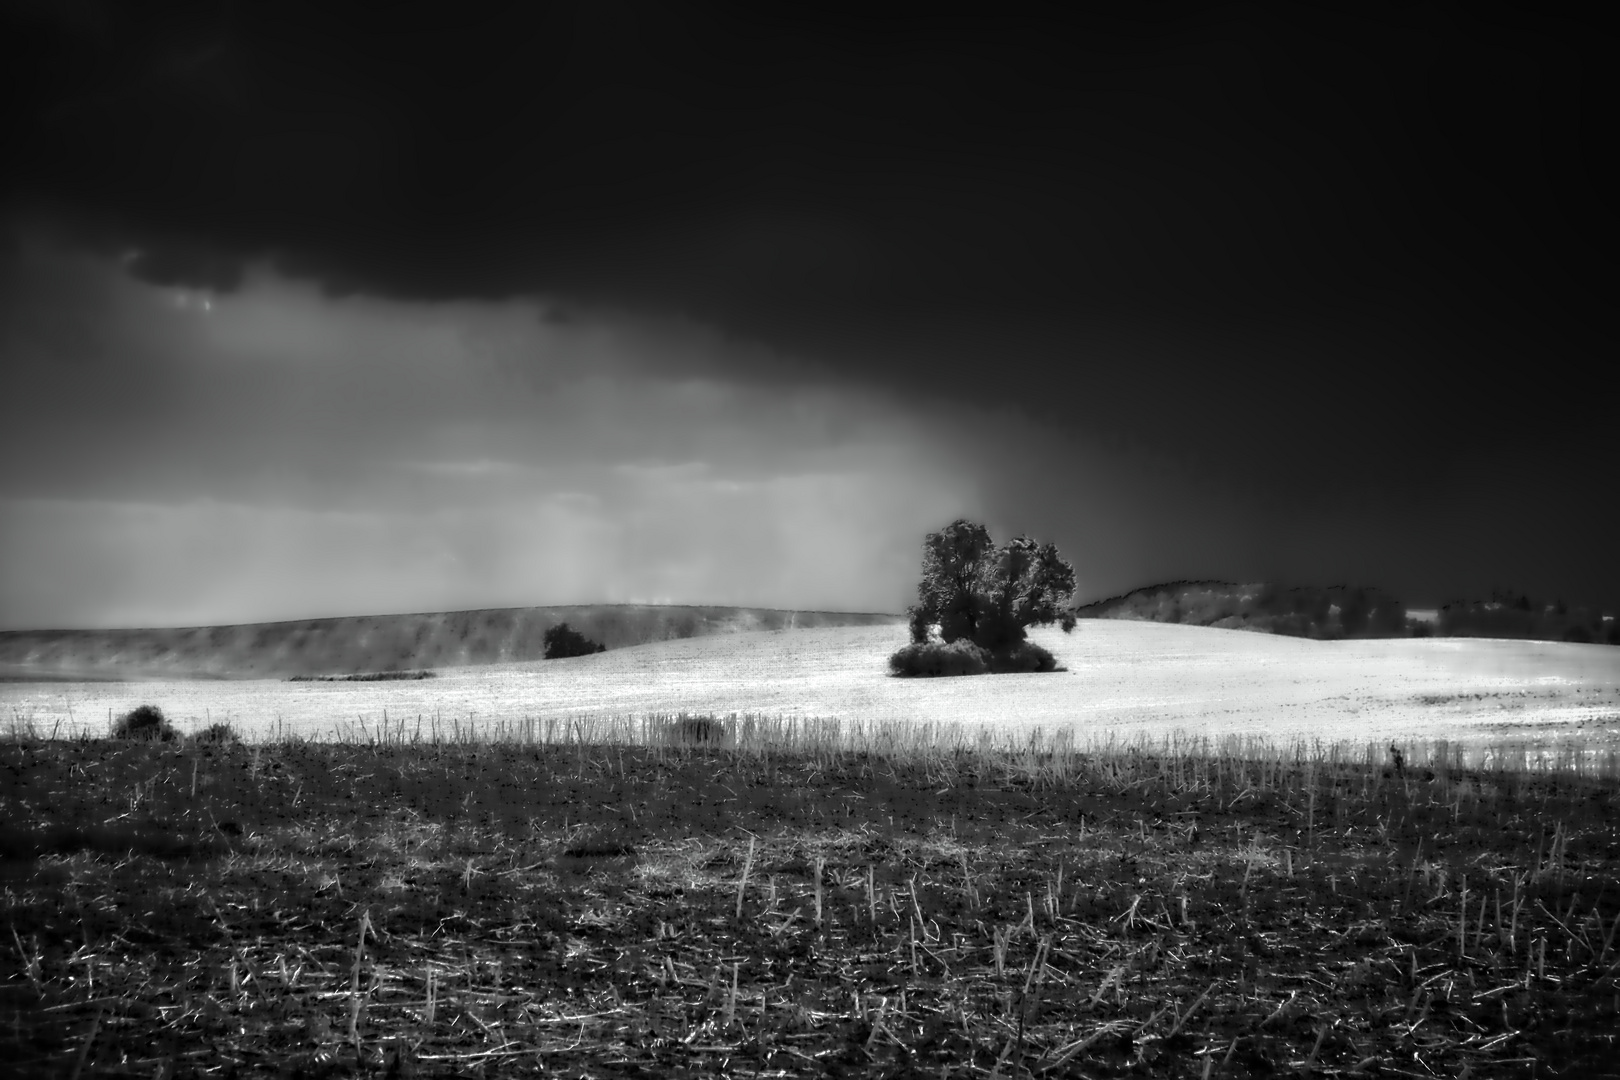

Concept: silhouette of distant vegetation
[[1074, 581, 1617, 645], [544, 622, 607, 659], [288, 670, 437, 682], [1437, 589, 1619, 645], [1071, 581, 1406, 639]]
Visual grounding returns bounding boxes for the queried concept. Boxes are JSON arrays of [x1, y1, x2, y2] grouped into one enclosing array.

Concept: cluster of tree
[[1071, 579, 1618, 646], [1070, 580, 1243, 625], [1070, 581, 1414, 639], [1437, 595, 1619, 645], [890, 519, 1077, 677], [543, 622, 607, 659], [1252, 583, 1409, 639]]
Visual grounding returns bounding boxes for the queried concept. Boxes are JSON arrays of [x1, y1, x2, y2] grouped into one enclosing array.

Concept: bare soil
[[3, 734, 1617, 1078]]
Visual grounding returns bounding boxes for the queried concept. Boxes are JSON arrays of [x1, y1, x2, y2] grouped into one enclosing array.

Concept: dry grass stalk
[[735, 835, 755, 920]]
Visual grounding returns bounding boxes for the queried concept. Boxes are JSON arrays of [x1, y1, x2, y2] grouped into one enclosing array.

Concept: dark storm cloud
[[124, 240, 246, 293], [7, 6, 1608, 443], [2, 2, 1616, 619]]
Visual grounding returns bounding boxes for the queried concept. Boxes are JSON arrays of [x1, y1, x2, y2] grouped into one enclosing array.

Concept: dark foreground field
[[3, 720, 1618, 1078]]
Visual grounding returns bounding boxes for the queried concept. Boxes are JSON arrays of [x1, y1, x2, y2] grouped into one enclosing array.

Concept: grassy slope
[[0, 604, 904, 680]]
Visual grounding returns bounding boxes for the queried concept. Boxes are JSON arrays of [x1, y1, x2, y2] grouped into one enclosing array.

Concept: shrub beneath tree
[[889, 639, 990, 677], [988, 641, 1060, 673]]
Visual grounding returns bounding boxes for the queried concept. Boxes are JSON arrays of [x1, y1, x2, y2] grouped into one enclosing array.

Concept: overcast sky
[[1, 3, 1613, 630]]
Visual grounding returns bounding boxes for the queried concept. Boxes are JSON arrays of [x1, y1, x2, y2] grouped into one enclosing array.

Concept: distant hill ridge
[[0, 605, 905, 680], [1073, 580, 1247, 618], [1073, 581, 1618, 645]]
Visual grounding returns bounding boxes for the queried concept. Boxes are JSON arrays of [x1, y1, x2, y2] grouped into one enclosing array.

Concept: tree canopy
[[894, 519, 1077, 675]]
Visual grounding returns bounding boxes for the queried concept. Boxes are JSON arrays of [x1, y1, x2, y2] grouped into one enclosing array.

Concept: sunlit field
[[6, 621, 1619, 764]]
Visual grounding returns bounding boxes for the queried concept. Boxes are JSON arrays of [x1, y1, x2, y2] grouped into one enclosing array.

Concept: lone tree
[[891, 519, 1078, 676], [543, 622, 606, 659]]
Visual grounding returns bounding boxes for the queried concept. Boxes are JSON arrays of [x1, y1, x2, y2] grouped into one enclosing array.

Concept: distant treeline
[[1072, 581, 1619, 645], [288, 670, 438, 682], [1434, 590, 1619, 645]]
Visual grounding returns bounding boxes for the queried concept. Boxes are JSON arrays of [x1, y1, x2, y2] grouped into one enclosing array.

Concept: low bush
[[889, 639, 990, 677], [189, 722, 242, 745], [113, 704, 177, 742], [652, 713, 732, 748]]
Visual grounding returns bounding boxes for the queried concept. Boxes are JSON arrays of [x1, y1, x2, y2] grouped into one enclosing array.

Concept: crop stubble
[[3, 717, 1618, 1078]]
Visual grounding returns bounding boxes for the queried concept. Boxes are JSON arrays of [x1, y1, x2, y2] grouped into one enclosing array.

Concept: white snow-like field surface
[[6, 621, 1619, 756]]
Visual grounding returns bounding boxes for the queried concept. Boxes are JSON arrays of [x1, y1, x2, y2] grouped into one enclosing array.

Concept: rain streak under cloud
[[0, 236, 1011, 628]]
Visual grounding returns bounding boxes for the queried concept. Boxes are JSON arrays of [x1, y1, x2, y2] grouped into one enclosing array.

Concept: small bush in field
[[678, 715, 724, 745], [889, 639, 991, 677], [113, 704, 177, 742], [653, 713, 731, 747], [544, 622, 607, 659], [189, 722, 242, 745]]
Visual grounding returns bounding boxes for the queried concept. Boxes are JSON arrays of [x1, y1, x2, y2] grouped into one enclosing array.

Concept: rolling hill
[[1071, 580, 1409, 638], [1073, 580, 1620, 645], [0, 605, 905, 681]]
